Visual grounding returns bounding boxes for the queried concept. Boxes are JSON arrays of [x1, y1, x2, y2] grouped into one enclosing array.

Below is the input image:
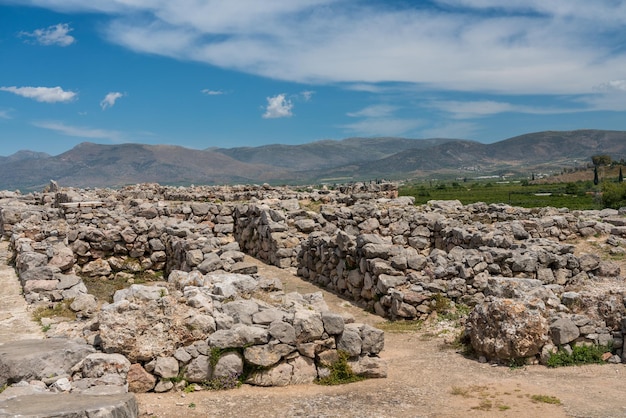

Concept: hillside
[[213, 137, 458, 171], [0, 143, 294, 191], [1, 130, 625, 191]]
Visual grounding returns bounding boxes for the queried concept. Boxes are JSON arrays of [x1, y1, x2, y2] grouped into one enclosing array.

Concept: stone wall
[[1, 182, 625, 374]]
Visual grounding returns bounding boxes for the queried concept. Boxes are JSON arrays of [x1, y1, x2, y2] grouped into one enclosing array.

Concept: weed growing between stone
[[430, 293, 451, 313], [316, 351, 365, 386], [437, 303, 471, 321], [508, 357, 527, 369], [201, 372, 242, 390], [82, 270, 163, 303], [163, 367, 187, 384], [546, 343, 612, 367], [32, 300, 76, 324]]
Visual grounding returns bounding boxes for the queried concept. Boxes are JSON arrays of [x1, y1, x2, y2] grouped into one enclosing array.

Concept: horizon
[[2, 128, 625, 159], [1, 1, 626, 156]]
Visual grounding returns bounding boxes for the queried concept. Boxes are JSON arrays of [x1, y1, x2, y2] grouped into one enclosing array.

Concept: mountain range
[[1, 130, 625, 191]]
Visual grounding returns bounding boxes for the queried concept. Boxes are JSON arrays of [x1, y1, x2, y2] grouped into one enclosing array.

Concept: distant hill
[[213, 137, 458, 171], [336, 130, 626, 180], [0, 150, 51, 163], [0, 142, 293, 191], [1, 130, 625, 191]]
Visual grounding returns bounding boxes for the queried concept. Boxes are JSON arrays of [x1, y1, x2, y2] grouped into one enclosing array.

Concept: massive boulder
[[466, 298, 549, 361], [98, 286, 216, 362]]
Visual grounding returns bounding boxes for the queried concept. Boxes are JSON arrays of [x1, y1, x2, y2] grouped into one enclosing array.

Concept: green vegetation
[[601, 181, 626, 209], [546, 343, 612, 368], [531, 394, 561, 405], [164, 367, 187, 384], [316, 351, 365, 386], [82, 269, 163, 303], [400, 180, 600, 209], [201, 372, 242, 391], [209, 347, 229, 367], [591, 154, 612, 166], [376, 319, 423, 333], [32, 300, 76, 324]]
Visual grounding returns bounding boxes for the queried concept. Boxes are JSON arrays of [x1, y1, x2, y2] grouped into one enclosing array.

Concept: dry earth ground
[[136, 251, 626, 418]]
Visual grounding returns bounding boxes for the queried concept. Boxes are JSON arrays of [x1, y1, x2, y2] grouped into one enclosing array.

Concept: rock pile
[[0, 183, 393, 400], [1, 180, 626, 404]]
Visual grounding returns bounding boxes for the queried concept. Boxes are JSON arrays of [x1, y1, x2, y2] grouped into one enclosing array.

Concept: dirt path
[[0, 239, 44, 344], [136, 258, 626, 418]]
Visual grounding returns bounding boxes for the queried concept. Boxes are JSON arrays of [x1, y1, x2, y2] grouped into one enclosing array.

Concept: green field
[[399, 181, 602, 210]]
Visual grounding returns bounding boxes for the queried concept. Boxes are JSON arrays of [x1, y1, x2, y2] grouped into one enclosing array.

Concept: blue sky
[[1, 0, 626, 157]]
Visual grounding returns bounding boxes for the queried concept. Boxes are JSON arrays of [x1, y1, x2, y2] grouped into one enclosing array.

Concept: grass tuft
[[377, 319, 423, 333], [316, 351, 365, 386], [531, 394, 561, 405], [32, 300, 76, 324]]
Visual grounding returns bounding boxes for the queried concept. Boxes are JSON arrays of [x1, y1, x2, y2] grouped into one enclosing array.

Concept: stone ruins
[[0, 181, 625, 415]]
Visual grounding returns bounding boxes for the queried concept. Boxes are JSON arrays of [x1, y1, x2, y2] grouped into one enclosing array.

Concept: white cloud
[[341, 118, 423, 137], [347, 105, 397, 118], [201, 89, 225, 95], [100, 92, 125, 110], [0, 110, 11, 119], [578, 82, 626, 112], [300, 91, 314, 102], [0, 86, 77, 103], [593, 80, 626, 93], [33, 120, 122, 140], [419, 121, 479, 139], [10, 1, 626, 95], [429, 100, 593, 119], [19, 23, 75, 46], [343, 84, 386, 93], [343, 104, 421, 136], [262, 94, 293, 119]]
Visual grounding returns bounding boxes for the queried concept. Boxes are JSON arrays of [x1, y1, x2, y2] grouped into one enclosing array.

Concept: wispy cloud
[[13, 1, 626, 96], [594, 79, 626, 93], [262, 94, 293, 119], [33, 120, 122, 141], [347, 105, 397, 118], [343, 104, 421, 136], [578, 81, 626, 112], [100, 92, 125, 110], [300, 91, 315, 102], [419, 122, 479, 140], [201, 89, 225, 95], [341, 118, 423, 137], [0, 110, 11, 119], [19, 23, 75, 46], [0, 86, 77, 103]]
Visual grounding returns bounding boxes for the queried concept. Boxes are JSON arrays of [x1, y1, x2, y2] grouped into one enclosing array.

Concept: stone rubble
[[0, 180, 625, 406]]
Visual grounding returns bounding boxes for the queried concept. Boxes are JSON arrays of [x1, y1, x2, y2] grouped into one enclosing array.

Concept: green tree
[[591, 154, 612, 166], [602, 182, 626, 209], [619, 167, 624, 183], [593, 166, 599, 185], [564, 183, 578, 195]]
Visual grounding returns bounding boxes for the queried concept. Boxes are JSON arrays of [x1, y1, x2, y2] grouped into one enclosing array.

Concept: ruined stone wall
[[2, 183, 625, 367]]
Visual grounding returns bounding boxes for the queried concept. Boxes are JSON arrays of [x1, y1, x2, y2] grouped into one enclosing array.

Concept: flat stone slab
[[0, 393, 138, 418], [0, 241, 44, 344], [0, 339, 95, 386]]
